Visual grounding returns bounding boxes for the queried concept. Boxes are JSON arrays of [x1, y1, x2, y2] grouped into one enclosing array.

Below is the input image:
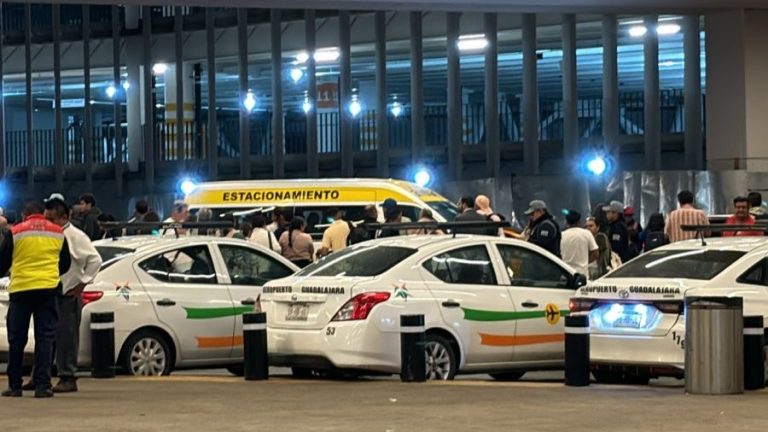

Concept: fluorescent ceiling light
[[152, 63, 168, 75], [457, 35, 488, 52], [295, 48, 341, 64], [628, 26, 647, 37], [657, 23, 681, 35]]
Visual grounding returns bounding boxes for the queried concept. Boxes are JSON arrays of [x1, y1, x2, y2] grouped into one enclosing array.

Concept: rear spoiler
[[364, 220, 511, 237], [681, 223, 767, 245], [100, 221, 235, 239]]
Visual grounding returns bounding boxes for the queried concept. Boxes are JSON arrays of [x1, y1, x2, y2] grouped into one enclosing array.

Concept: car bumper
[[590, 332, 685, 372], [268, 322, 401, 374]]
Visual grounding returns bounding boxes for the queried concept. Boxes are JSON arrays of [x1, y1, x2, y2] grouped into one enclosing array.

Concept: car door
[[494, 242, 575, 362], [420, 242, 517, 365], [136, 244, 235, 362], [214, 243, 297, 359]]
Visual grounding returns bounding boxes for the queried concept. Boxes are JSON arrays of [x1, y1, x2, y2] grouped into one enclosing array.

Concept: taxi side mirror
[[569, 273, 588, 289]]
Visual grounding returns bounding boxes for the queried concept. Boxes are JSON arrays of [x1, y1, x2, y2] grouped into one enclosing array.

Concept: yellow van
[[183, 178, 460, 237]]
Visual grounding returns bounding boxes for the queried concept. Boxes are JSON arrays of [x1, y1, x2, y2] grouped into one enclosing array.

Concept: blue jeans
[[6, 289, 59, 391]]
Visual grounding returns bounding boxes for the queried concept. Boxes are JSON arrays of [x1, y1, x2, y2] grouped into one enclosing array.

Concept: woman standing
[[586, 216, 613, 279], [639, 213, 668, 252], [250, 214, 280, 253], [279, 216, 314, 268]]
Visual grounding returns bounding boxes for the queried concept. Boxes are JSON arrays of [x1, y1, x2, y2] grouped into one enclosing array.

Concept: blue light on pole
[[180, 179, 197, 195], [349, 99, 362, 117], [586, 156, 607, 176], [413, 167, 432, 188]]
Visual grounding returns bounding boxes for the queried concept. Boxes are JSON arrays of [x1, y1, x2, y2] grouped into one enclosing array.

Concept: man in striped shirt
[[665, 190, 709, 243]]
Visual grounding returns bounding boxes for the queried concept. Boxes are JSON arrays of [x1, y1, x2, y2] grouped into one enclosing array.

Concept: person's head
[[326, 207, 342, 222], [565, 210, 581, 227], [623, 206, 635, 223], [748, 191, 763, 208], [647, 213, 665, 232], [197, 208, 212, 222], [602, 201, 624, 223], [289, 216, 306, 232], [524, 200, 548, 222], [677, 190, 695, 207], [475, 195, 491, 212], [44, 193, 70, 226], [171, 200, 189, 223], [222, 213, 238, 233], [457, 196, 475, 213], [419, 208, 435, 221], [585, 217, 600, 235], [135, 200, 150, 216], [241, 222, 253, 238], [386, 206, 402, 222], [253, 213, 267, 228], [363, 204, 378, 222], [22, 201, 44, 219], [734, 196, 750, 219], [79, 193, 96, 211], [272, 207, 285, 224]]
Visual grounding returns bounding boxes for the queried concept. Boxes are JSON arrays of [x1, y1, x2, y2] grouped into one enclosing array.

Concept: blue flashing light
[[179, 179, 197, 196], [414, 168, 432, 188], [586, 156, 607, 176]]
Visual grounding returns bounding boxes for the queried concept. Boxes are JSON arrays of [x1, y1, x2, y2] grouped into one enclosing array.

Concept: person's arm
[[588, 234, 599, 263], [317, 230, 332, 257], [269, 231, 280, 253], [0, 231, 13, 276], [59, 238, 72, 276]]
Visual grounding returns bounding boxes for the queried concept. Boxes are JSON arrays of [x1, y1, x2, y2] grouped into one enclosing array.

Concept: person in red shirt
[[724, 196, 764, 237]]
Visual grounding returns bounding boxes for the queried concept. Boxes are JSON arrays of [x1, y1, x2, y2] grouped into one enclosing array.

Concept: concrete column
[[447, 12, 461, 180], [410, 12, 424, 164], [305, 10, 318, 178], [683, 15, 702, 170], [561, 14, 578, 161], [644, 15, 661, 170], [602, 14, 619, 160], [112, 5, 123, 195], [339, 11, 353, 177], [206, 8, 218, 179], [522, 13, 539, 175], [174, 8, 185, 164], [53, 4, 63, 190], [125, 7, 141, 172], [484, 13, 500, 179], [0, 1, 4, 179], [83, 5, 93, 191], [238, 8, 250, 179], [25, 3, 33, 193], [375, 11, 389, 177], [706, 10, 768, 171], [271, 10, 284, 178], [142, 6, 154, 190]]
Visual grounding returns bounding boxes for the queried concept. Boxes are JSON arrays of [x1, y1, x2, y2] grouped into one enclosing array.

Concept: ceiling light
[[657, 23, 681, 35], [152, 63, 168, 75], [105, 85, 117, 99], [302, 98, 312, 114], [243, 90, 256, 112], [295, 51, 310, 64], [390, 101, 402, 117], [457, 35, 488, 52], [295, 48, 340, 64], [290, 68, 303, 83], [628, 26, 647, 37]]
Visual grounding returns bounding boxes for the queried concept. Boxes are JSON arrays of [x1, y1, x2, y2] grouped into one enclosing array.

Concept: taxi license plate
[[285, 303, 310, 321], [614, 313, 641, 329]]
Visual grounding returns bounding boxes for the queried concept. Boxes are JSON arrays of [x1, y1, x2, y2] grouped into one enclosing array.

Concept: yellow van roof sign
[[185, 186, 414, 207]]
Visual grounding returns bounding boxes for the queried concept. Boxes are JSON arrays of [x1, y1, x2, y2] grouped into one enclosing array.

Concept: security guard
[[524, 200, 562, 257], [0, 201, 71, 398]]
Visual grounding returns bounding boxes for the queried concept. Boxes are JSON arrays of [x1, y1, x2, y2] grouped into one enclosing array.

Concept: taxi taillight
[[82, 291, 104, 306], [569, 298, 596, 313], [332, 292, 391, 321]]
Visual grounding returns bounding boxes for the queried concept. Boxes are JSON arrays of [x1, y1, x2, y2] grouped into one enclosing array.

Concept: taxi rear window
[[297, 246, 416, 277], [96, 246, 135, 269], [606, 249, 745, 280]]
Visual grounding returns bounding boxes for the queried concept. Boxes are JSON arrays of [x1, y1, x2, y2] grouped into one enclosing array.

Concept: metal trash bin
[[685, 296, 744, 395]]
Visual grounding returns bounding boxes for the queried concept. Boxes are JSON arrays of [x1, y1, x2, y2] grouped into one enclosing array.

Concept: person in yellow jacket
[[0, 201, 71, 398]]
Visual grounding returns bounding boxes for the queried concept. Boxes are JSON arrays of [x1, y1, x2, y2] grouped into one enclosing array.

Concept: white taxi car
[[571, 236, 768, 384], [262, 235, 587, 380], [0, 236, 298, 376]]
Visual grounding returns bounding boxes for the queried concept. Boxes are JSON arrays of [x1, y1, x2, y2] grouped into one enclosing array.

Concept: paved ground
[[1, 371, 767, 432]]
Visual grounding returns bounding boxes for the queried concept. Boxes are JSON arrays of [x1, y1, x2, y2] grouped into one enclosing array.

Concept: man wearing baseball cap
[[524, 200, 561, 257], [602, 201, 631, 263]]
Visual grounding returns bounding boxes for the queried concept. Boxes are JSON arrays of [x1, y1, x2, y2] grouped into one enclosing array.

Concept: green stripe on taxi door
[[184, 306, 255, 320], [461, 307, 570, 322]]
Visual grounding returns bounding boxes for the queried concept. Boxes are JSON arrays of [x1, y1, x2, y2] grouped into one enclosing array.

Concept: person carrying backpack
[[640, 213, 669, 252]]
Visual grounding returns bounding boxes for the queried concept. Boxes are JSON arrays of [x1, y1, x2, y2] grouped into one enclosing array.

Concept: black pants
[[291, 259, 312, 268], [6, 289, 59, 391]]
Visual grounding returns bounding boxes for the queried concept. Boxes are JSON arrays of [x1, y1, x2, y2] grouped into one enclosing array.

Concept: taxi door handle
[[156, 298, 176, 307], [521, 301, 539, 308], [442, 300, 461, 308], [241, 298, 256, 306]]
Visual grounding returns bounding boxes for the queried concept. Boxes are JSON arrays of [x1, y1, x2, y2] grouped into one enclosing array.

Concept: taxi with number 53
[[262, 235, 587, 380]]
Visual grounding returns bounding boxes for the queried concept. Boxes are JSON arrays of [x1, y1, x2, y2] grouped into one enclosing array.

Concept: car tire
[[424, 333, 458, 380], [120, 329, 173, 377], [226, 365, 245, 377], [291, 367, 319, 379], [489, 372, 525, 381]]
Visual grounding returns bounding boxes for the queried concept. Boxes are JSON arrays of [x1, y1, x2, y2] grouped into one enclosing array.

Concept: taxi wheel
[[489, 372, 525, 381], [425, 334, 457, 380], [120, 330, 173, 377], [226, 365, 245, 377]]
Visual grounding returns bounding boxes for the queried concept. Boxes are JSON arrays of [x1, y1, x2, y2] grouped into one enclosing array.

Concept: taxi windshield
[[427, 201, 460, 221], [606, 249, 745, 280]]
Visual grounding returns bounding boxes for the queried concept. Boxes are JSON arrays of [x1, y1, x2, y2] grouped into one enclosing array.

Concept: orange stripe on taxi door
[[479, 333, 565, 347], [195, 336, 244, 348]]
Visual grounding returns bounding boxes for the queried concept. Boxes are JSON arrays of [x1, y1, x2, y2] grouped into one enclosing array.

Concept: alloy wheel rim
[[130, 337, 167, 376], [425, 341, 452, 380]]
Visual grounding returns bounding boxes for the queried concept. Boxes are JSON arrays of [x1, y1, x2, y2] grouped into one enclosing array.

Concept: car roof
[[355, 234, 534, 253], [656, 236, 768, 253], [93, 235, 254, 254]]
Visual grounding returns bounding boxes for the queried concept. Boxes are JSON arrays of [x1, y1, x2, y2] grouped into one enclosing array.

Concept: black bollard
[[90, 312, 115, 378], [400, 314, 426, 382], [564, 314, 590, 387], [744, 315, 765, 390], [243, 312, 268, 381]]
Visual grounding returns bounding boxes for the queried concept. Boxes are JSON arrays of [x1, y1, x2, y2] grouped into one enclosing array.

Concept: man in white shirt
[[42, 193, 102, 393], [560, 210, 599, 279], [249, 213, 280, 253]]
